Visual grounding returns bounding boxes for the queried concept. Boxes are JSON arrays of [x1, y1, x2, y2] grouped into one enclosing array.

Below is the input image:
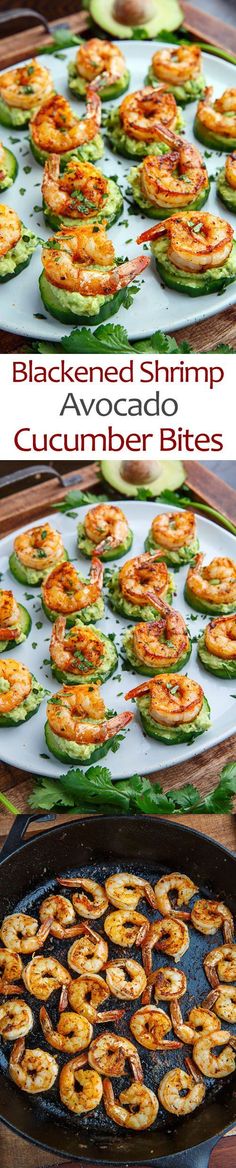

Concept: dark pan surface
[[0, 815, 236, 1165]]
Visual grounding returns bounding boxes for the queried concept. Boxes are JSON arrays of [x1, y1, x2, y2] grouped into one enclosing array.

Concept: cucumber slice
[[106, 106, 184, 160], [185, 580, 236, 616], [146, 66, 205, 106], [39, 271, 136, 326], [0, 604, 31, 652], [128, 164, 210, 219], [0, 675, 46, 727], [42, 594, 104, 625], [145, 530, 199, 568], [0, 96, 32, 128], [77, 521, 133, 561], [217, 167, 236, 213], [194, 114, 236, 152], [0, 225, 38, 284], [151, 236, 236, 297], [108, 568, 174, 620], [122, 626, 192, 675], [0, 146, 18, 191], [9, 548, 68, 586], [50, 623, 117, 685], [68, 61, 130, 102], [30, 131, 104, 167], [198, 631, 236, 679], [45, 720, 124, 765], [136, 692, 211, 744]]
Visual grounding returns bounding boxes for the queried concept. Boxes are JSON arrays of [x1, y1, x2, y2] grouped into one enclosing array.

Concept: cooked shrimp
[[154, 872, 198, 917], [105, 873, 156, 911], [0, 660, 32, 715], [204, 986, 236, 1024], [0, 591, 21, 642], [137, 212, 234, 274], [204, 945, 236, 987], [42, 222, 149, 296], [119, 550, 170, 608], [88, 1032, 143, 1080], [130, 1005, 181, 1051], [50, 617, 105, 676], [40, 1007, 93, 1052], [68, 973, 124, 1023], [68, 926, 108, 974], [225, 152, 236, 190], [14, 523, 64, 571], [42, 557, 103, 617], [120, 86, 179, 141], [105, 958, 147, 1000], [0, 1000, 33, 1040], [0, 205, 21, 257], [132, 602, 190, 670], [142, 917, 189, 978], [197, 86, 236, 140], [151, 510, 196, 550], [76, 39, 126, 87], [104, 910, 148, 948], [0, 913, 51, 954], [193, 1030, 236, 1078], [42, 156, 109, 220], [151, 45, 202, 86], [147, 966, 187, 1008], [84, 504, 129, 555], [158, 1061, 205, 1114], [0, 60, 52, 111], [125, 675, 204, 727], [31, 89, 101, 155], [59, 1056, 103, 1114], [170, 1000, 221, 1045], [47, 682, 132, 747], [9, 1038, 58, 1093], [0, 949, 23, 992], [22, 956, 71, 1001], [187, 555, 236, 607], [103, 1078, 158, 1129], [204, 615, 236, 660], [191, 899, 234, 942], [39, 894, 84, 939], [140, 145, 208, 209]]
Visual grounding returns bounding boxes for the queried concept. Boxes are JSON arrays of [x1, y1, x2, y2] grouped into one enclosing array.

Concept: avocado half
[[100, 459, 185, 497], [87, 0, 183, 38]]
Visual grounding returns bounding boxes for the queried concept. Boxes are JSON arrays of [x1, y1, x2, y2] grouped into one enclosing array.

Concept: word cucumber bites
[[45, 682, 133, 765], [29, 90, 103, 167], [49, 617, 118, 685], [0, 590, 31, 652], [0, 660, 46, 728], [42, 558, 104, 625], [68, 39, 130, 102], [77, 504, 133, 561], [9, 524, 68, 586], [123, 600, 191, 675], [198, 615, 236, 679], [125, 674, 211, 746], [109, 550, 174, 621], [39, 222, 149, 326], [185, 555, 236, 615], [138, 212, 236, 297], [147, 45, 205, 105], [0, 59, 53, 129], [0, 206, 38, 283], [106, 86, 184, 159], [129, 141, 210, 219], [42, 156, 123, 232], [145, 510, 199, 567]]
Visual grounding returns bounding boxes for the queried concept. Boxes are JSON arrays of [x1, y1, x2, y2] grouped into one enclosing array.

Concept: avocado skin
[[42, 594, 104, 626], [146, 66, 205, 106], [0, 147, 18, 191], [88, 0, 183, 38], [0, 96, 32, 128], [109, 569, 174, 621], [0, 604, 31, 653], [100, 460, 185, 497], [50, 624, 117, 685], [194, 114, 236, 152], [198, 632, 236, 679], [0, 676, 46, 727], [152, 237, 236, 297], [45, 720, 123, 765], [68, 60, 130, 102], [9, 549, 68, 586], [77, 521, 133, 561], [39, 272, 135, 326], [43, 178, 123, 232], [217, 168, 236, 213], [145, 530, 200, 568], [29, 131, 104, 167], [122, 627, 192, 675], [185, 580, 236, 616], [137, 692, 211, 744], [128, 164, 210, 219]]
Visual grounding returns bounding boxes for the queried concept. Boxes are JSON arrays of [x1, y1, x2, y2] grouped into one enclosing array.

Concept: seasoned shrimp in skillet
[[195, 87, 236, 149], [104, 910, 148, 949], [103, 1078, 159, 1129], [68, 926, 108, 975], [154, 872, 198, 918], [42, 557, 104, 623], [22, 956, 71, 1001], [68, 973, 124, 1023], [109, 549, 173, 620], [0, 1000, 33, 1040], [40, 1007, 93, 1052], [79, 503, 132, 560], [123, 600, 191, 675], [88, 1032, 143, 1079], [130, 1005, 182, 1051], [158, 1060, 205, 1114], [146, 967, 187, 1008], [30, 88, 103, 164], [57, 875, 108, 919], [142, 917, 189, 977], [185, 554, 236, 614], [170, 1001, 221, 1045], [193, 1031, 236, 1078], [191, 899, 234, 942], [125, 674, 209, 746], [0, 949, 23, 996], [59, 1055, 103, 1114], [39, 894, 85, 939], [149, 45, 204, 103], [9, 1038, 58, 1093], [204, 945, 236, 987], [0, 913, 51, 954], [204, 986, 236, 1024], [130, 144, 209, 218], [105, 873, 156, 911], [105, 959, 147, 1001]]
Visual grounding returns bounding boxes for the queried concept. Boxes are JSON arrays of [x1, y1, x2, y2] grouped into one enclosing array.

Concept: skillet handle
[[0, 9, 52, 34], [0, 813, 54, 860], [175, 1135, 221, 1167], [0, 464, 66, 492]]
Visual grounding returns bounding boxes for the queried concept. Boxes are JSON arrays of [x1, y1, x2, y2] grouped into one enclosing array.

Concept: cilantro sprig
[[29, 761, 236, 815]]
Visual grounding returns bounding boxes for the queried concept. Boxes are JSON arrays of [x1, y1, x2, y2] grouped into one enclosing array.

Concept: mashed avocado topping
[[152, 235, 236, 295], [51, 624, 117, 685], [42, 592, 104, 626], [0, 226, 38, 280], [122, 627, 191, 675], [109, 569, 174, 620], [128, 164, 209, 217], [145, 530, 199, 567], [137, 692, 211, 743], [217, 168, 236, 211], [9, 549, 67, 586], [0, 676, 46, 726], [147, 66, 205, 105], [106, 106, 184, 158], [198, 632, 236, 678], [30, 131, 104, 167], [0, 96, 32, 127], [43, 177, 123, 230], [68, 60, 130, 101], [45, 720, 122, 764], [77, 521, 133, 561]]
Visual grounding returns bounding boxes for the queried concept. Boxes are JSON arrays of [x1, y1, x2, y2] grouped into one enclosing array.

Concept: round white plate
[[0, 499, 235, 780], [0, 41, 236, 341]]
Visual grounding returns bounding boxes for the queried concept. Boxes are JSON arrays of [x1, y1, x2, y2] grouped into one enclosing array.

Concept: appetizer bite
[[9, 523, 68, 586], [137, 212, 236, 297], [0, 60, 53, 129], [0, 206, 38, 283], [0, 660, 46, 727], [39, 222, 149, 326], [147, 45, 205, 105], [0, 140, 17, 190], [145, 509, 199, 566], [29, 89, 103, 167], [0, 590, 31, 651], [106, 85, 184, 159], [185, 554, 236, 614], [129, 142, 209, 219], [109, 550, 174, 620], [77, 504, 133, 560], [49, 616, 118, 685], [42, 558, 104, 624], [198, 614, 236, 678], [125, 674, 211, 745], [194, 86, 236, 151], [42, 156, 123, 232], [217, 153, 236, 213], [123, 599, 191, 674], [68, 39, 130, 102], [45, 681, 132, 764]]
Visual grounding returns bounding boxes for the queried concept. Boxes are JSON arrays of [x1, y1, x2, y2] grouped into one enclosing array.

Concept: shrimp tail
[[125, 680, 150, 701], [137, 221, 168, 244]]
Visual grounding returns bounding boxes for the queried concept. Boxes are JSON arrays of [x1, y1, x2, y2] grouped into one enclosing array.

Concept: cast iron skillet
[[0, 813, 236, 1168]]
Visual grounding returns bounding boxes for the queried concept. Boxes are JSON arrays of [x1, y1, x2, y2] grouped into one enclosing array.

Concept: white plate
[[0, 499, 235, 781], [0, 41, 236, 342]]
